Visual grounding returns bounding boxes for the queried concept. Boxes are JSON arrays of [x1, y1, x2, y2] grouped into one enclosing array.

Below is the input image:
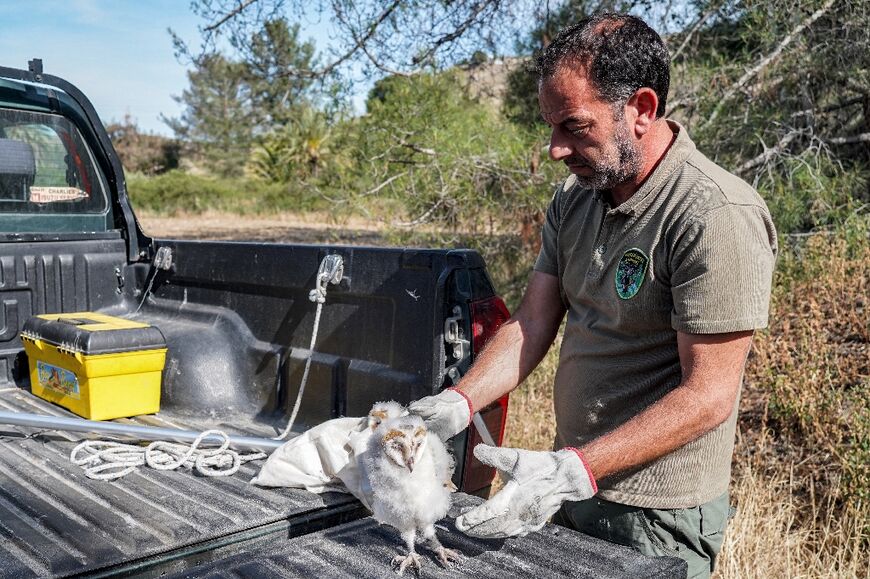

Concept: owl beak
[[405, 456, 415, 472]]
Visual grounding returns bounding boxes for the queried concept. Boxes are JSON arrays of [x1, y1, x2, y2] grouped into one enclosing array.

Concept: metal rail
[[0, 410, 284, 451]]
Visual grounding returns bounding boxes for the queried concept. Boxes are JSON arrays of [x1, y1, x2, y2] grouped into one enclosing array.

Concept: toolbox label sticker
[[36, 361, 80, 399]]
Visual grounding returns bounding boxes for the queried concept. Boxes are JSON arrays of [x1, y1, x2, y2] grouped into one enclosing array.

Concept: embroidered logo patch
[[615, 248, 648, 299]]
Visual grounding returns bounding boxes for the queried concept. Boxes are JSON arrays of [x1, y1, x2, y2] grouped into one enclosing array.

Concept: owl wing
[[426, 432, 456, 489]]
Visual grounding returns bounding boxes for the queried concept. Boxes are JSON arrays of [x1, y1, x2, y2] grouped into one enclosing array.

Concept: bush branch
[[736, 129, 803, 175], [825, 133, 870, 145], [703, 0, 836, 129]]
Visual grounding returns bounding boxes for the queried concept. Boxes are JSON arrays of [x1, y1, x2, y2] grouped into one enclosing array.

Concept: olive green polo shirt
[[535, 121, 777, 509]]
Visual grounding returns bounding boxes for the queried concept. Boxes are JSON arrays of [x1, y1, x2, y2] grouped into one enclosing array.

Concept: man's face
[[538, 66, 642, 191]]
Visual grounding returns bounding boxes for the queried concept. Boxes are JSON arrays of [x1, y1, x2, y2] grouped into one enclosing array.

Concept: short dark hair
[[534, 13, 670, 118]]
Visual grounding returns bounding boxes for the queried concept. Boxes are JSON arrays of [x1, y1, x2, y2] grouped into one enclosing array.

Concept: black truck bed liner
[[0, 388, 686, 579], [0, 388, 362, 578], [161, 494, 687, 579]]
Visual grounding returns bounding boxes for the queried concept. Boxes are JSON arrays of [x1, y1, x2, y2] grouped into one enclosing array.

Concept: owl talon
[[435, 546, 461, 567], [391, 552, 422, 576]]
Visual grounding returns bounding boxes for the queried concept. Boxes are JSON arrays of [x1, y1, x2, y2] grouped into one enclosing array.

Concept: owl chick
[[367, 400, 406, 431], [362, 414, 460, 576]]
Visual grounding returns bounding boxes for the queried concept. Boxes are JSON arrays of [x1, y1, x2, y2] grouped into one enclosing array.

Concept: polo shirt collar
[[604, 120, 696, 215]]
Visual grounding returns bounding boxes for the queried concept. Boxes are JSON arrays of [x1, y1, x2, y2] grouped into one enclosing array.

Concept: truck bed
[[0, 387, 365, 578], [0, 388, 686, 579]]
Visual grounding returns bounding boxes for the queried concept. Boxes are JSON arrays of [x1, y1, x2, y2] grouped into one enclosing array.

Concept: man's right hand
[[455, 444, 597, 538], [407, 387, 473, 440]]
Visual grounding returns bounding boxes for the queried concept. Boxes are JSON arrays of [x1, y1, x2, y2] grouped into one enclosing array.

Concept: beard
[[569, 121, 643, 192]]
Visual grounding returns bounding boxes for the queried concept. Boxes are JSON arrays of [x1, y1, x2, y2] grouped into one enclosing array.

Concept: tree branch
[[360, 172, 408, 197], [395, 199, 445, 227], [790, 96, 865, 119], [325, 0, 404, 78], [204, 0, 261, 33], [400, 140, 438, 156], [825, 133, 870, 145], [358, 40, 413, 77], [736, 129, 803, 175], [703, 0, 836, 129], [671, 2, 720, 63], [412, 0, 498, 65]]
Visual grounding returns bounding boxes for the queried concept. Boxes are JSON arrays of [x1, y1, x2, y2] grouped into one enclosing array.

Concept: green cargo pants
[[553, 493, 731, 579]]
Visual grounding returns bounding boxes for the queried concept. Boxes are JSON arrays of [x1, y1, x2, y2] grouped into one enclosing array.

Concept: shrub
[[125, 170, 328, 216]]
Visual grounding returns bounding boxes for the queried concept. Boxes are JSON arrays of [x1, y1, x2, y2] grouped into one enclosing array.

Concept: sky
[[0, 0, 332, 136]]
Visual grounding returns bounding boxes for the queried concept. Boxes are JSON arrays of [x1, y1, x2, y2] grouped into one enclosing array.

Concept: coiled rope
[[70, 430, 267, 481]]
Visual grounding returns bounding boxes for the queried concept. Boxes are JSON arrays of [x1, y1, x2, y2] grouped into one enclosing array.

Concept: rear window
[[0, 107, 109, 216]]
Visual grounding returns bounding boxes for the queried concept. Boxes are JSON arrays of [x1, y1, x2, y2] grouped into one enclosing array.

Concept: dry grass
[[717, 434, 868, 578], [500, 230, 870, 578], [502, 335, 560, 452]]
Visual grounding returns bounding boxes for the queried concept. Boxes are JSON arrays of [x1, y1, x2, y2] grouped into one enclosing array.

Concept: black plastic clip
[[28, 59, 43, 76]]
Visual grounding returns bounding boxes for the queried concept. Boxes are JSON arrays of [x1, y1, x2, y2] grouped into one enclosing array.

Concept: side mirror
[[0, 138, 36, 201]]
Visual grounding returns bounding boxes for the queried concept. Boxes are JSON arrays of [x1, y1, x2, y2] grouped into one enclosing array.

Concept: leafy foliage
[[164, 53, 253, 177], [106, 115, 180, 176], [166, 17, 318, 177], [126, 170, 327, 215], [338, 72, 558, 243], [245, 19, 317, 128], [246, 106, 333, 181]]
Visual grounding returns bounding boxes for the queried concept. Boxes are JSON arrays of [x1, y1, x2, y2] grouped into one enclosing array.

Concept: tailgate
[[158, 494, 687, 578], [0, 389, 366, 578]]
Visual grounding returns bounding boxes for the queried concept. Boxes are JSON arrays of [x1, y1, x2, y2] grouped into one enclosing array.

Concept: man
[[409, 13, 777, 578]]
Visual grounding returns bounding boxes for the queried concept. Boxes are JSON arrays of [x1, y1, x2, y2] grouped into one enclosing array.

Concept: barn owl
[[367, 400, 406, 430], [361, 414, 460, 575]]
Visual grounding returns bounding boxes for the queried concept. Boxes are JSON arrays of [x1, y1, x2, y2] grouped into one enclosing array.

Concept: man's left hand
[[455, 444, 597, 538]]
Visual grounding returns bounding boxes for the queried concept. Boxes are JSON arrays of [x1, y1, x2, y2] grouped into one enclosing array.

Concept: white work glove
[[407, 387, 473, 440], [455, 444, 597, 538]]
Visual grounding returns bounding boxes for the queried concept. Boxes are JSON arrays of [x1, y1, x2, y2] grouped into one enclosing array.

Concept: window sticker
[[29, 187, 89, 203]]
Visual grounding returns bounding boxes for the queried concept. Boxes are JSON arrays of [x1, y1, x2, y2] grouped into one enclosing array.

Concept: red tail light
[[462, 295, 511, 494], [470, 296, 511, 356]]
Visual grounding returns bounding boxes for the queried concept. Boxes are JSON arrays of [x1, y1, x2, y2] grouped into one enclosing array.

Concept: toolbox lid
[[22, 312, 166, 355]]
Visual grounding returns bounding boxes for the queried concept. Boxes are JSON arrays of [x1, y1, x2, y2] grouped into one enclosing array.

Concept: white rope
[[272, 298, 324, 440], [70, 430, 267, 481], [272, 255, 342, 440]]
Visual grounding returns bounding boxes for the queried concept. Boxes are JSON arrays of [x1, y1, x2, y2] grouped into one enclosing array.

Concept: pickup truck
[[0, 62, 686, 578]]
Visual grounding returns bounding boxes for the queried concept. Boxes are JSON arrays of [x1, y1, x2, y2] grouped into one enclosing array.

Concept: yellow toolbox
[[21, 312, 167, 420]]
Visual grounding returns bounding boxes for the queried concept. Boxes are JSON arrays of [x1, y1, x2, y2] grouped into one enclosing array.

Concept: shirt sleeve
[[533, 180, 571, 276], [670, 203, 777, 334]]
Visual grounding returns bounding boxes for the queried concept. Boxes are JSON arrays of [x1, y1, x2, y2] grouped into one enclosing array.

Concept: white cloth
[[251, 416, 372, 503]]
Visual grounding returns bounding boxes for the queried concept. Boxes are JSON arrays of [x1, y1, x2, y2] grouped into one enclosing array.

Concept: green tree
[[167, 18, 318, 177], [245, 18, 317, 129], [164, 54, 252, 177], [247, 105, 333, 181], [346, 71, 557, 234]]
